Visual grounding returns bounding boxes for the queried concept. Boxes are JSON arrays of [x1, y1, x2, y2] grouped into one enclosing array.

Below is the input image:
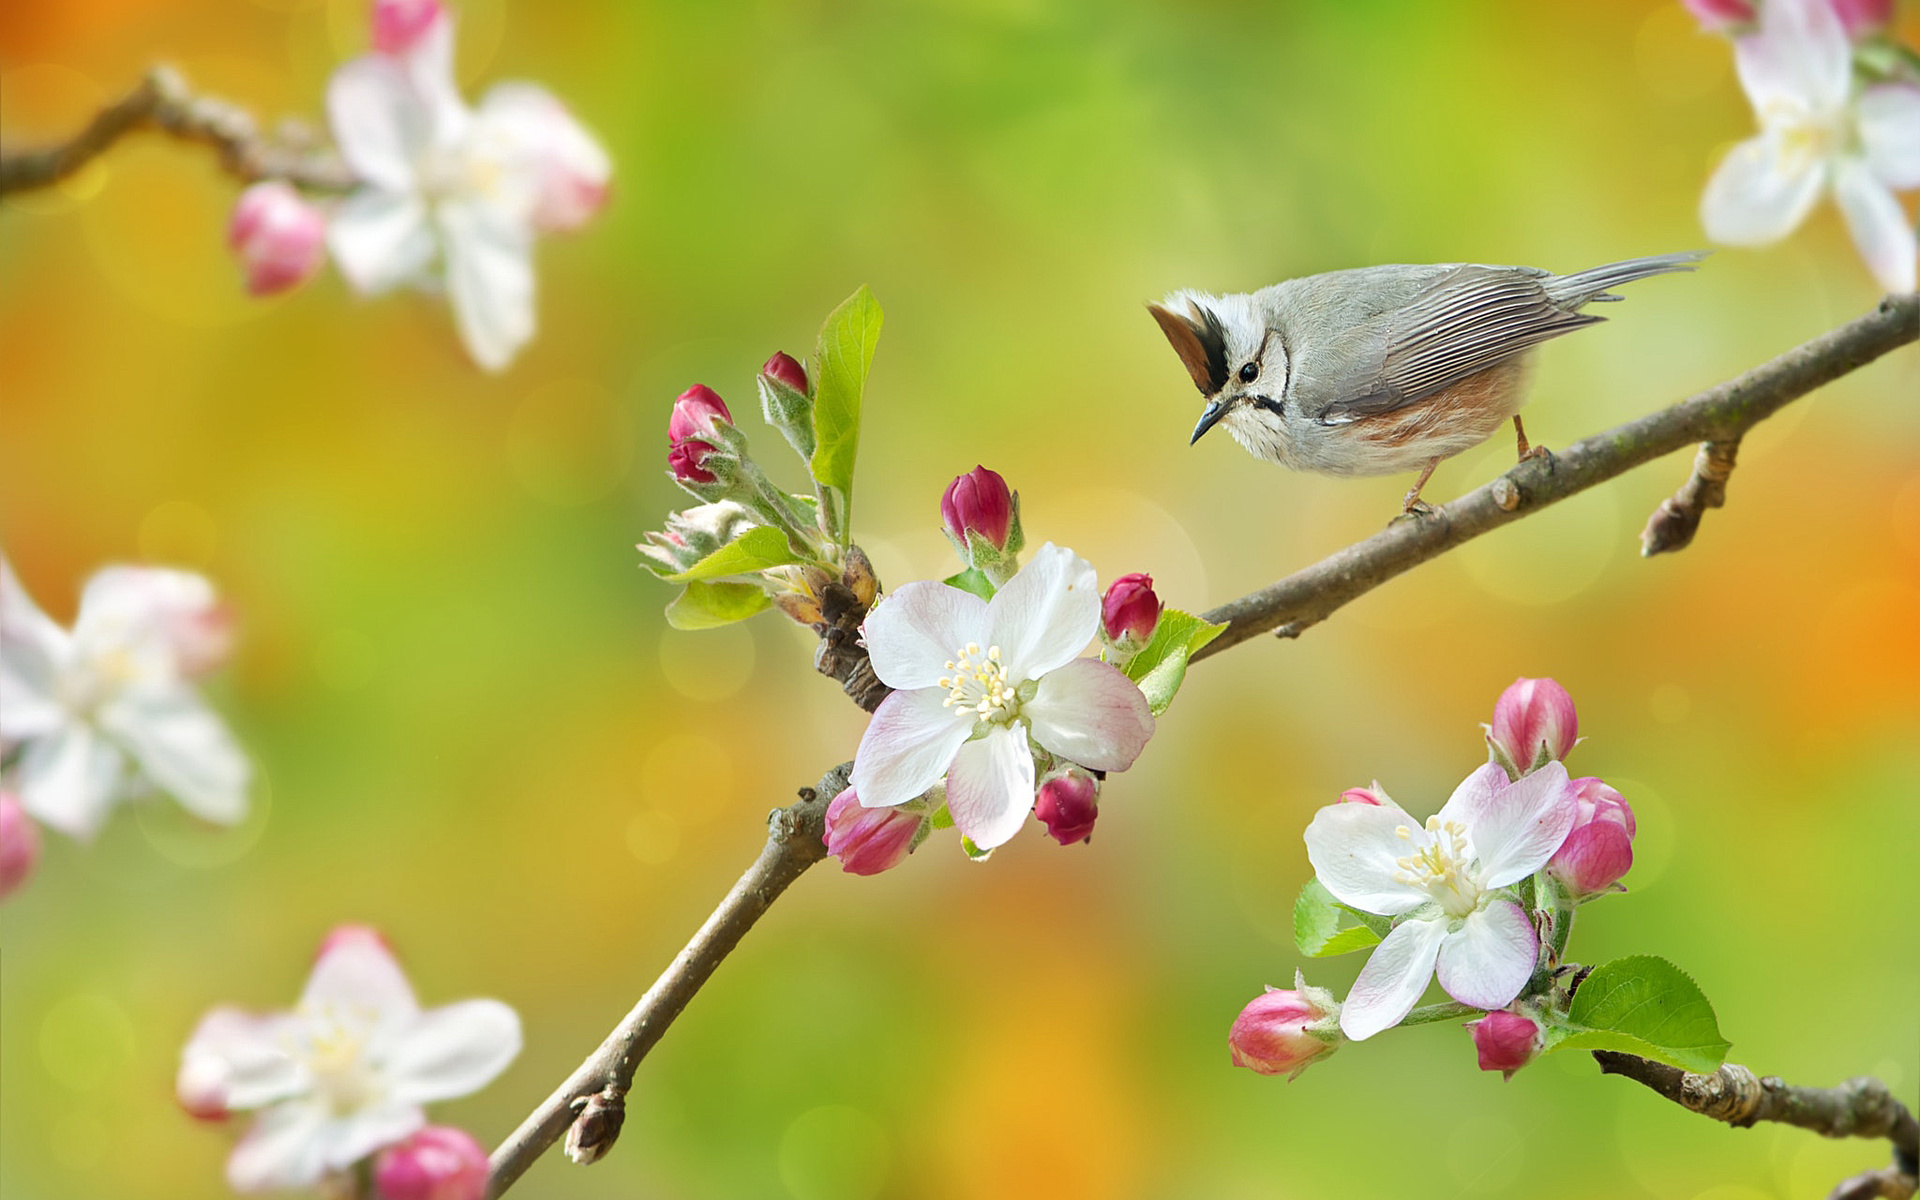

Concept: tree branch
[[0, 65, 356, 198], [483, 763, 844, 1198], [1640, 437, 1741, 556], [1593, 1051, 1918, 1199], [485, 295, 1918, 1193], [1192, 293, 1919, 656]]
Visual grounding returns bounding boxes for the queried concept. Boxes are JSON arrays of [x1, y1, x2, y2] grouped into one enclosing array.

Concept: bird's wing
[[1305, 266, 1600, 424]]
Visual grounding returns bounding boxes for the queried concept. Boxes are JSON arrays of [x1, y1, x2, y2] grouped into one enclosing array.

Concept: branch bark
[[485, 294, 1919, 1193], [0, 66, 356, 197], [1593, 1051, 1918, 1199]]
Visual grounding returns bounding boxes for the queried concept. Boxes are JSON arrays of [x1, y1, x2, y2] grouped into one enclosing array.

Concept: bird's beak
[[1190, 399, 1227, 445]]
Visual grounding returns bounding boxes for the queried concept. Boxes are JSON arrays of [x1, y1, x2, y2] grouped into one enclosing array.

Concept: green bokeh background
[[3, 2, 1917, 1198]]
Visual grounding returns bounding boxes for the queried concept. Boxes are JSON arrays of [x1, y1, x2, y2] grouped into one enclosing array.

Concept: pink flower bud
[[668, 385, 732, 443], [761, 351, 809, 395], [940, 466, 1013, 551], [668, 439, 719, 484], [1830, 0, 1891, 37], [1469, 1009, 1541, 1075], [373, 1126, 489, 1200], [227, 182, 327, 297], [1339, 784, 1388, 806], [315, 923, 392, 963], [822, 787, 924, 876], [1680, 0, 1756, 32], [1100, 573, 1161, 646], [0, 791, 42, 901], [1229, 985, 1337, 1078], [1033, 770, 1100, 845], [1487, 677, 1578, 776], [1548, 777, 1635, 897]]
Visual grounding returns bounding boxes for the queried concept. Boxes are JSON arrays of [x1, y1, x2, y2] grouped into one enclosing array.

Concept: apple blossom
[[1469, 1009, 1541, 1075], [1099, 573, 1160, 648], [0, 557, 249, 840], [371, 0, 445, 57], [0, 790, 41, 900], [822, 786, 925, 875], [668, 385, 733, 443], [228, 182, 328, 296], [1700, 0, 1920, 293], [177, 926, 520, 1193], [373, 1125, 489, 1200], [849, 543, 1155, 852], [1303, 763, 1577, 1040], [667, 439, 720, 485], [1548, 777, 1636, 898], [1681, 0, 1755, 33], [1033, 768, 1100, 844], [1831, 0, 1893, 39], [1487, 676, 1578, 778], [1341, 783, 1389, 806], [941, 466, 1014, 552], [1228, 975, 1341, 1078]]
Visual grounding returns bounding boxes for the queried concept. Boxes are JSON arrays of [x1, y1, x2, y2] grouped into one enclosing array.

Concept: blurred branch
[[484, 297, 1917, 1194], [484, 764, 844, 1199], [1593, 1051, 1918, 1199], [0, 65, 356, 198], [1193, 292, 1919, 656]]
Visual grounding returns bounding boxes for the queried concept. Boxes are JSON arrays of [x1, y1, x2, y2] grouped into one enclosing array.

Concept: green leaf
[[664, 582, 771, 630], [1549, 955, 1731, 1074], [942, 567, 995, 601], [929, 803, 954, 830], [1293, 877, 1384, 958], [665, 526, 804, 583], [808, 286, 883, 508], [1121, 607, 1226, 716]]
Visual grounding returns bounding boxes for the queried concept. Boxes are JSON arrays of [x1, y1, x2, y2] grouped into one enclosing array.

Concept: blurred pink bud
[[1229, 985, 1337, 1078], [1033, 770, 1100, 845], [667, 439, 719, 484], [941, 466, 1013, 551], [315, 923, 393, 963], [1100, 573, 1161, 646], [174, 1052, 231, 1121], [822, 787, 924, 875], [761, 351, 809, 394], [1488, 677, 1578, 776], [1549, 777, 1635, 897], [0, 791, 42, 901], [227, 182, 327, 297], [668, 385, 732, 443], [373, 1126, 488, 1200], [1680, 0, 1756, 32], [371, 0, 446, 55], [1470, 1009, 1541, 1074], [1830, 0, 1891, 37], [1339, 784, 1387, 806]]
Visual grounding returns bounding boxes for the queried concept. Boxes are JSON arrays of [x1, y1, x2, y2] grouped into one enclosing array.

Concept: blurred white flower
[[178, 926, 521, 1193], [0, 558, 248, 840], [1700, 0, 1920, 293], [325, 10, 611, 370]]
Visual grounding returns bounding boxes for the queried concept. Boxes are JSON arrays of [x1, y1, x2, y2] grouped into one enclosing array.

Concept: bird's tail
[[1546, 251, 1706, 306]]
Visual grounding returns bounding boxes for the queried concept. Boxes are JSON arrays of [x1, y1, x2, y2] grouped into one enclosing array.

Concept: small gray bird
[[1149, 253, 1702, 511]]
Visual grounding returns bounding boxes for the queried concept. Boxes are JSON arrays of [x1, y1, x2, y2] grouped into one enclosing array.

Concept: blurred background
[[3, 1, 1917, 1197]]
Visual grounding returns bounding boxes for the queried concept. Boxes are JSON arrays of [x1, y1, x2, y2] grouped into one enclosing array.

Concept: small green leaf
[[942, 567, 995, 601], [1122, 607, 1226, 716], [665, 526, 804, 583], [1293, 877, 1384, 958], [1550, 955, 1731, 1073], [809, 286, 883, 508], [664, 582, 771, 630], [929, 803, 954, 830], [960, 835, 992, 861]]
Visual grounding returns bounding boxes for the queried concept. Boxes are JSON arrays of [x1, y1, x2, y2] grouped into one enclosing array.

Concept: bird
[[1149, 252, 1702, 511]]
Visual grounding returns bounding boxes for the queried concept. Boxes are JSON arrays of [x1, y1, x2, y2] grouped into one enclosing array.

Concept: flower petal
[[1457, 762, 1577, 888], [942, 723, 1035, 850], [301, 930, 420, 1028], [327, 189, 436, 296], [1339, 915, 1448, 1041], [382, 998, 521, 1105], [983, 543, 1099, 680], [1700, 133, 1826, 246], [476, 81, 612, 233], [438, 199, 536, 371], [1023, 657, 1154, 772], [326, 56, 429, 192], [226, 1101, 334, 1192], [179, 1007, 307, 1112], [861, 580, 988, 691], [99, 688, 250, 825], [849, 687, 973, 811], [1435, 900, 1538, 1010], [1858, 85, 1920, 191], [1733, 0, 1850, 118], [0, 557, 72, 741], [1303, 801, 1433, 917], [15, 723, 125, 839], [315, 1100, 427, 1172], [1834, 160, 1918, 295]]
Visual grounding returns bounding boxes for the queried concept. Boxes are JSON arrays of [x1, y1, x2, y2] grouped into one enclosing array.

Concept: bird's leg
[[1402, 458, 1441, 514], [1514, 415, 1551, 462]]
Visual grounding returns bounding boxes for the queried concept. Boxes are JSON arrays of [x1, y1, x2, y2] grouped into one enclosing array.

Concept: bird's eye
[[1238, 362, 1258, 383]]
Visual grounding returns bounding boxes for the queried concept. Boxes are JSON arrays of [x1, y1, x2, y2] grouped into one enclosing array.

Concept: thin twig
[[0, 66, 356, 197], [1593, 1051, 1918, 1199], [485, 295, 1919, 1193], [483, 765, 845, 1198], [1641, 438, 1741, 556]]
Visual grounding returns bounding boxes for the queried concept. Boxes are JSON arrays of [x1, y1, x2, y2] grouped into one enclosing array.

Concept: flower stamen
[[941, 642, 1015, 721]]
